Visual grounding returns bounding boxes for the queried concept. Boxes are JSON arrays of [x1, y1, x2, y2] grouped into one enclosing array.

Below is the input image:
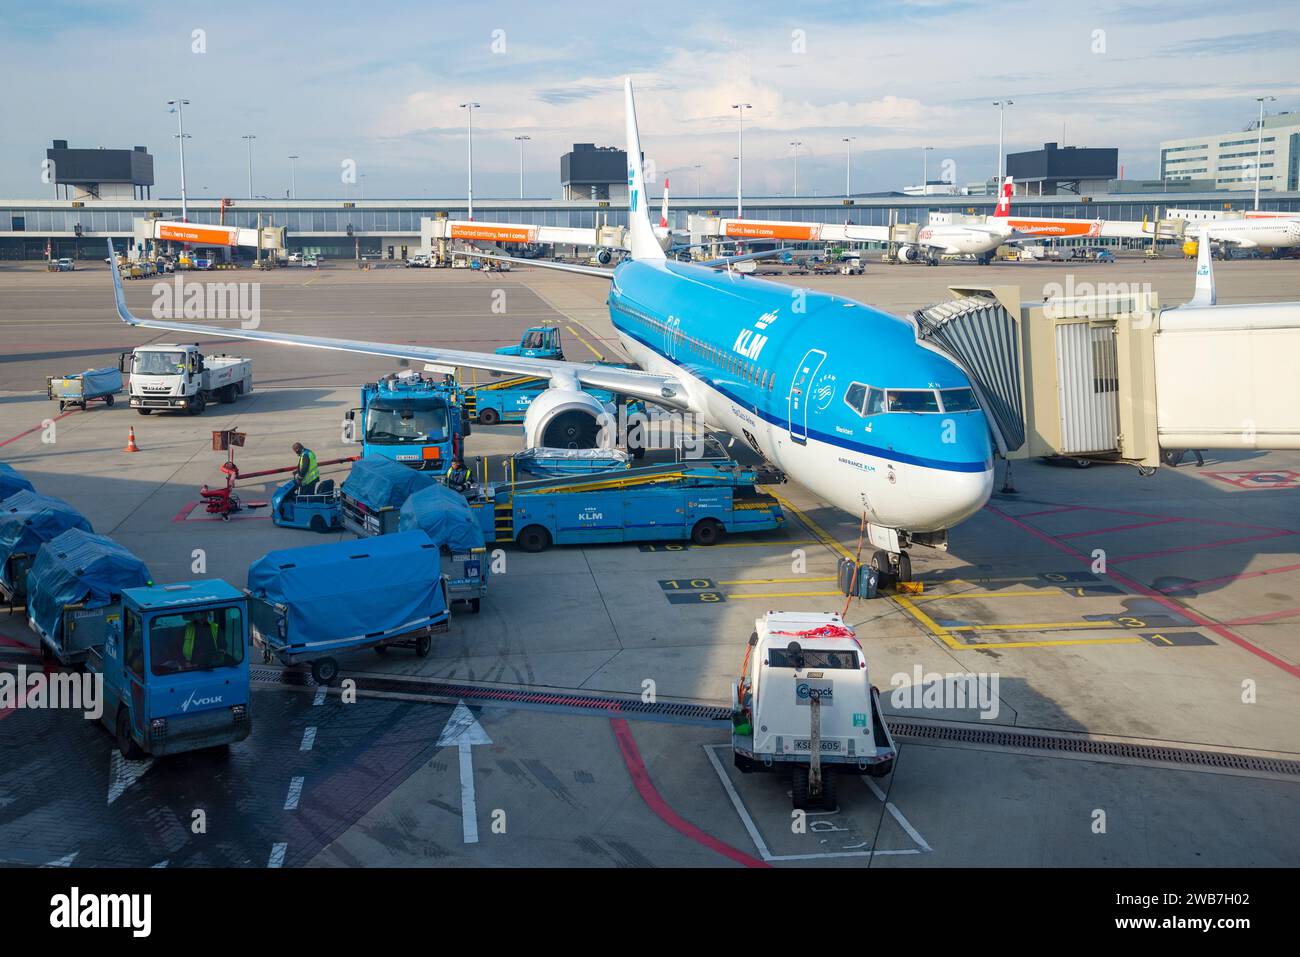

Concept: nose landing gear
[[869, 548, 912, 587]]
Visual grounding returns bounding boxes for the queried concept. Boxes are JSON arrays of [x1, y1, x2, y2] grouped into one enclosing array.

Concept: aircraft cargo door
[[786, 348, 826, 445]]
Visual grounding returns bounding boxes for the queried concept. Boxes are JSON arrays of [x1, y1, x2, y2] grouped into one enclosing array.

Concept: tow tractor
[[495, 324, 564, 360], [731, 611, 896, 811], [88, 579, 252, 759], [346, 370, 468, 471], [466, 445, 785, 552]]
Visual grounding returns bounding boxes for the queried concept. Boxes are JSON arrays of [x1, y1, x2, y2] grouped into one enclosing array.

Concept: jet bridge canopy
[[908, 296, 1026, 455]]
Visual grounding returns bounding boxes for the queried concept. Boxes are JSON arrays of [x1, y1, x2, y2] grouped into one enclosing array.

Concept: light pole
[[460, 102, 480, 219], [922, 146, 934, 195], [514, 135, 530, 199], [167, 99, 190, 221], [1254, 95, 1276, 210], [993, 100, 1013, 186], [842, 136, 855, 197], [242, 135, 256, 198], [789, 140, 802, 197], [693, 163, 702, 198], [732, 103, 751, 216], [288, 155, 299, 199]]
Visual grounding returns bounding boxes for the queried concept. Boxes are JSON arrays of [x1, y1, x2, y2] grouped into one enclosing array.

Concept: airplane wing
[[107, 241, 690, 410]]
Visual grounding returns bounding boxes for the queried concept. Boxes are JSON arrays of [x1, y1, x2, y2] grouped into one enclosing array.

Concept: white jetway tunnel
[[911, 280, 1300, 470]]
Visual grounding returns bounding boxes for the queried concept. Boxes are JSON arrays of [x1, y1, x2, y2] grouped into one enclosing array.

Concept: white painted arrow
[[43, 851, 79, 867], [436, 701, 492, 844], [107, 750, 153, 805]]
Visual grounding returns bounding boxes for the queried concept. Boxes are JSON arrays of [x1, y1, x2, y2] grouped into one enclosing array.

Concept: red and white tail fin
[[659, 177, 669, 229], [993, 176, 1013, 218]]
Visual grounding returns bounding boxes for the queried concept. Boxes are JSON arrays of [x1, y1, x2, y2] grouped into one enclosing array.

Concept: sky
[[2, 0, 1298, 201]]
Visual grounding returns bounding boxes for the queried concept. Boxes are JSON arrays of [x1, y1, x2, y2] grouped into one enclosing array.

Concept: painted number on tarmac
[[1141, 632, 1215, 647], [659, 579, 718, 591], [640, 543, 690, 552], [1040, 572, 1100, 584], [665, 591, 727, 605]]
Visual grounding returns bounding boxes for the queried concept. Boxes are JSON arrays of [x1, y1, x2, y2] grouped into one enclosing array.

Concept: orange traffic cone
[[124, 427, 141, 453]]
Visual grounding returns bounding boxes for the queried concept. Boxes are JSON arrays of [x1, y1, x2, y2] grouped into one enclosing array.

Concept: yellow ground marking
[[761, 489, 855, 561], [910, 590, 1068, 601], [302, 276, 320, 286], [713, 538, 819, 550], [724, 590, 842, 600], [565, 324, 604, 360], [717, 576, 837, 585]]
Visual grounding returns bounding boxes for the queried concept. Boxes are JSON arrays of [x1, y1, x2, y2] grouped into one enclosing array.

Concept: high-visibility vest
[[298, 448, 320, 485], [446, 464, 468, 489], [182, 621, 219, 660]]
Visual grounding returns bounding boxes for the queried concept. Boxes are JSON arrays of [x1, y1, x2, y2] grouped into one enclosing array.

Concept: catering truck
[[731, 611, 896, 811], [87, 579, 252, 759], [121, 343, 253, 415]]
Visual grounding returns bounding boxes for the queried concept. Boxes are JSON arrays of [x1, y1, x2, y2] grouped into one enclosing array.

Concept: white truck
[[731, 611, 896, 810], [121, 344, 253, 415]]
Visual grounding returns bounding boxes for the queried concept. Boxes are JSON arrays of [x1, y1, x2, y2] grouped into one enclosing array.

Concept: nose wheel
[[869, 549, 912, 587]]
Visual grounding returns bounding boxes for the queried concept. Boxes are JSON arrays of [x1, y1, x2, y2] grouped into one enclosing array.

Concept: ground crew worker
[[182, 612, 220, 664], [445, 456, 470, 493], [292, 442, 319, 495]]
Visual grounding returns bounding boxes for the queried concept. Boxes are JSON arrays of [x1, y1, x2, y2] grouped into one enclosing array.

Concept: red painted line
[[609, 717, 769, 868], [1057, 518, 1180, 540], [0, 635, 35, 650], [171, 501, 199, 523], [1160, 561, 1300, 594], [1225, 607, 1300, 627], [1110, 530, 1294, 565], [987, 505, 1300, 679], [0, 658, 51, 722], [0, 409, 80, 448], [1016, 506, 1084, 519]]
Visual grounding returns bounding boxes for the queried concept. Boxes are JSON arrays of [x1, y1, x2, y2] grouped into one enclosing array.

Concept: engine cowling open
[[522, 388, 615, 450]]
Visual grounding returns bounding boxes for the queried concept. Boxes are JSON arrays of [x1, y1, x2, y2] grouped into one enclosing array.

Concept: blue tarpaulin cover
[[399, 485, 486, 553], [246, 531, 447, 651], [0, 464, 34, 500], [27, 528, 152, 643], [341, 456, 436, 509], [49, 367, 123, 399], [0, 491, 93, 581]]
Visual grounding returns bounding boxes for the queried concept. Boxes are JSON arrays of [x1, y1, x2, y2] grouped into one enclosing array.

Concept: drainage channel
[[250, 667, 731, 726], [250, 667, 1300, 775], [889, 721, 1300, 777]]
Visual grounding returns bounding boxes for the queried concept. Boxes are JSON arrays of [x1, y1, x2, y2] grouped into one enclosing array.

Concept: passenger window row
[[616, 303, 776, 392]]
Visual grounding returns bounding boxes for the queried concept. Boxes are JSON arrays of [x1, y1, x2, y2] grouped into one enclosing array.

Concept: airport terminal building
[[4, 189, 1300, 262]]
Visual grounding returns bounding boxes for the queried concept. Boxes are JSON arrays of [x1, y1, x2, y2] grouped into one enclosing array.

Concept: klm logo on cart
[[577, 508, 604, 522], [180, 689, 224, 712]]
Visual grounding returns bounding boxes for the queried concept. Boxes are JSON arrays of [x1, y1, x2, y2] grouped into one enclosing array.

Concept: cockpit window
[[886, 389, 941, 413], [844, 382, 867, 415], [940, 388, 980, 412], [845, 383, 905, 417], [864, 388, 885, 415]]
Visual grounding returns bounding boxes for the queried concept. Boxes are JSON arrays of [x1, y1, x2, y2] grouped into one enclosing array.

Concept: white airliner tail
[[624, 77, 666, 262], [660, 177, 670, 229], [1189, 229, 1216, 307]]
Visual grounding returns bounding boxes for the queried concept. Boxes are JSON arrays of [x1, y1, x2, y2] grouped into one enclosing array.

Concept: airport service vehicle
[[25, 528, 152, 666], [347, 370, 466, 470], [495, 325, 564, 360], [87, 579, 252, 759], [398, 484, 489, 614], [287, 252, 302, 264], [122, 344, 253, 415], [56, 257, 75, 272], [107, 79, 1002, 582], [0, 464, 34, 501], [339, 455, 437, 537], [270, 479, 342, 533], [0, 491, 92, 606], [46, 366, 123, 411], [246, 532, 450, 685], [468, 454, 785, 552], [731, 611, 896, 811], [406, 254, 431, 268]]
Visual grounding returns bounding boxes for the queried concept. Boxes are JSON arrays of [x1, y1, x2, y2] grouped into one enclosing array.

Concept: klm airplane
[[109, 78, 994, 580]]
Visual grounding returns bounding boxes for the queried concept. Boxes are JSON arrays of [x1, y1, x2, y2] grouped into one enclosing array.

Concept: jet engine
[[522, 388, 616, 449], [898, 245, 923, 263], [595, 247, 615, 265]]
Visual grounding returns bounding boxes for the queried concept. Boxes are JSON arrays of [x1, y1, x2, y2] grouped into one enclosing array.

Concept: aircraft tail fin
[[1189, 230, 1216, 307], [993, 176, 1013, 218], [660, 177, 669, 229], [624, 77, 666, 262]]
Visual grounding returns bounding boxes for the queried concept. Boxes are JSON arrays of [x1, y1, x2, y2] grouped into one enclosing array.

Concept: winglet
[[624, 77, 666, 262], [1188, 229, 1216, 307], [993, 176, 1013, 218], [107, 239, 141, 326]]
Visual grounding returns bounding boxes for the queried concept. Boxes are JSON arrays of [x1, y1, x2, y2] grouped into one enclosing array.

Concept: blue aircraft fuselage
[[606, 259, 994, 532]]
